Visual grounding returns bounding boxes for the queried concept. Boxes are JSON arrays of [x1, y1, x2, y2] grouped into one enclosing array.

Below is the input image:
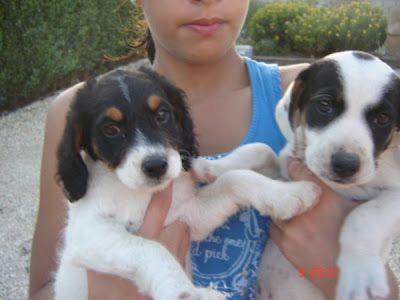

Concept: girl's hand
[[87, 184, 191, 300], [269, 159, 357, 298]]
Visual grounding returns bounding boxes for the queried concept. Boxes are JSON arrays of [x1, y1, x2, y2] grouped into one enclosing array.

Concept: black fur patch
[[289, 59, 345, 130], [366, 74, 400, 156]]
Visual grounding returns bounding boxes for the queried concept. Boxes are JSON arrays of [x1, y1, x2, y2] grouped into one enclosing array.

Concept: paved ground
[[1, 65, 399, 300], [1, 94, 54, 300]]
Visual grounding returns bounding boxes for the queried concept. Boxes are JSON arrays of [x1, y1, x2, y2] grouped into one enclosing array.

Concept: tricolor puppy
[[54, 67, 320, 300], [257, 51, 400, 300]]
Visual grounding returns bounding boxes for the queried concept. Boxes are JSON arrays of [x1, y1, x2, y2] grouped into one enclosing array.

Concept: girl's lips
[[185, 18, 225, 36]]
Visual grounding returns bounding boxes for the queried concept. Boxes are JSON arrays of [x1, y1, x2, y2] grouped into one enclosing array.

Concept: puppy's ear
[[276, 82, 297, 142], [56, 86, 91, 202], [288, 68, 309, 130], [396, 77, 400, 130], [165, 85, 199, 170]]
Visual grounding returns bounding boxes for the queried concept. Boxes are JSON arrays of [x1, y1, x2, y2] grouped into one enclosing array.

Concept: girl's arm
[[29, 83, 84, 300]]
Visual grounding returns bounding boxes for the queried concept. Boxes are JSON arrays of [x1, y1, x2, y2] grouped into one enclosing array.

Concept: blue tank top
[[191, 57, 286, 299]]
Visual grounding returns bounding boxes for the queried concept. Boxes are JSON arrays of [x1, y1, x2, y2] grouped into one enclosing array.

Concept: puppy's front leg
[[336, 190, 400, 300], [184, 169, 320, 240], [65, 213, 224, 300], [192, 143, 281, 179]]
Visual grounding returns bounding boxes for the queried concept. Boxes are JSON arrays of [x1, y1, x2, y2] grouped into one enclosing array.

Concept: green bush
[[253, 38, 291, 56], [238, 0, 265, 43], [247, 2, 312, 51], [246, 1, 388, 57], [0, 1, 142, 111], [286, 6, 332, 56], [325, 2, 388, 53]]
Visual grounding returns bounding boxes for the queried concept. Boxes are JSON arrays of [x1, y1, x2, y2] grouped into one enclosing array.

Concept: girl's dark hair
[[105, 4, 155, 64], [106, 28, 155, 64], [144, 29, 155, 64]]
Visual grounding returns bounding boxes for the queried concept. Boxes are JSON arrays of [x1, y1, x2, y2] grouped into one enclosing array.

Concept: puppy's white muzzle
[[116, 143, 182, 191], [305, 119, 376, 186]]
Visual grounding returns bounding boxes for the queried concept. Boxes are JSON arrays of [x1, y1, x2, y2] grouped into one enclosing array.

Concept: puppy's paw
[[336, 254, 389, 300], [179, 287, 226, 300], [268, 181, 321, 220], [191, 158, 218, 182]]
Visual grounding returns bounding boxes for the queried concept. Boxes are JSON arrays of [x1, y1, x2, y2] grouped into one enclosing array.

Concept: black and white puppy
[[257, 51, 400, 300], [54, 67, 320, 300]]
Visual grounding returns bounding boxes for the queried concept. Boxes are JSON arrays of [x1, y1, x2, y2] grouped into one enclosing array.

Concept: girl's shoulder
[[47, 82, 85, 123], [278, 63, 309, 92], [244, 57, 309, 93]]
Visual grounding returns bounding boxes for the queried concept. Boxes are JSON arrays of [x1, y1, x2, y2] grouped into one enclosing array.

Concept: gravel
[[1, 64, 399, 300]]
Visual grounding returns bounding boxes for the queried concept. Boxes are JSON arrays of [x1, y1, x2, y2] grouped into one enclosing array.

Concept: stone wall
[[386, 6, 400, 57]]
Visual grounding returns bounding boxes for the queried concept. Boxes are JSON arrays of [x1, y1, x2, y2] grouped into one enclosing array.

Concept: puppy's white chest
[[74, 162, 153, 231], [72, 161, 195, 232]]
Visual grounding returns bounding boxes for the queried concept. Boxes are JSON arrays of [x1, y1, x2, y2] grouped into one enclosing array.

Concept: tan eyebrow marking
[[147, 95, 161, 111], [106, 107, 123, 122]]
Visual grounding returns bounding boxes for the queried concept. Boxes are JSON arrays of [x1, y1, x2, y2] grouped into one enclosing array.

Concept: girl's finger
[[137, 183, 173, 239], [160, 221, 191, 266], [287, 158, 321, 183]]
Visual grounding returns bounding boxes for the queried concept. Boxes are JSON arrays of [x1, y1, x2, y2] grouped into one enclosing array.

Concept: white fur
[[55, 140, 320, 300], [257, 51, 400, 300]]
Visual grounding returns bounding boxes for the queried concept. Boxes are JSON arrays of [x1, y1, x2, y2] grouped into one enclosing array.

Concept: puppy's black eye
[[373, 112, 391, 127], [155, 109, 170, 125], [317, 99, 333, 114], [103, 124, 121, 138]]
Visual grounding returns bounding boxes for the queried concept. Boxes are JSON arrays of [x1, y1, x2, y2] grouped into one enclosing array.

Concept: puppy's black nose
[[331, 152, 360, 179], [142, 158, 168, 179]]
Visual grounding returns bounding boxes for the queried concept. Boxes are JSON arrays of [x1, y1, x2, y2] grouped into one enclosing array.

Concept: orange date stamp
[[298, 267, 338, 278]]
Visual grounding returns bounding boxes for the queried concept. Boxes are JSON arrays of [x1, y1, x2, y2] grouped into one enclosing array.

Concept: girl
[[29, 0, 398, 299]]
